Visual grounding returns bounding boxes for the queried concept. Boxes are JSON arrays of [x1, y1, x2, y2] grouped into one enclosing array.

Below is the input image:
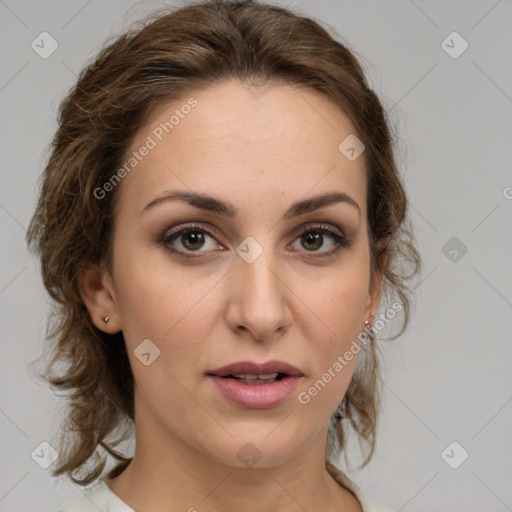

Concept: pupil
[[183, 231, 204, 250], [303, 232, 322, 250]]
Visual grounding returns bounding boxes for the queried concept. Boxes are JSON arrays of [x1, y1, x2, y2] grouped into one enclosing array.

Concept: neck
[[105, 390, 360, 512]]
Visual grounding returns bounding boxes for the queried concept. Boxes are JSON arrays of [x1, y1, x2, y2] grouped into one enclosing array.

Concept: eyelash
[[156, 222, 351, 259]]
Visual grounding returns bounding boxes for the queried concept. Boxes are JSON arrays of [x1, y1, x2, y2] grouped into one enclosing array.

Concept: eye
[[156, 222, 351, 259], [157, 223, 222, 257], [290, 224, 351, 257]]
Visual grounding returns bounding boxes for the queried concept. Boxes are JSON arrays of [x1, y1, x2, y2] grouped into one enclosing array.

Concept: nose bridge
[[227, 236, 291, 338]]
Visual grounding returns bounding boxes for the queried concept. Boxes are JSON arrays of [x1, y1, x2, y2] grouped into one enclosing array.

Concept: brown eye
[[300, 231, 324, 251], [179, 230, 207, 251], [291, 225, 351, 257], [158, 224, 222, 258]]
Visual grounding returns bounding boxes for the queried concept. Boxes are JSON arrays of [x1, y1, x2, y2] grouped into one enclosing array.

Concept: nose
[[225, 246, 292, 342]]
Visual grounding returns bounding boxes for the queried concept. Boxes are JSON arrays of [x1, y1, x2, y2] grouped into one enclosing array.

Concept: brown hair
[[26, 0, 420, 485]]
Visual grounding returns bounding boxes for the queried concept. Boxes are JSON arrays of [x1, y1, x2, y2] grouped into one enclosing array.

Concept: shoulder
[[326, 460, 397, 512], [53, 479, 123, 512]]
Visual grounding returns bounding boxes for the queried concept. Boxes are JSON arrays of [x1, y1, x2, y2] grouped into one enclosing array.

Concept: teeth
[[231, 373, 279, 380]]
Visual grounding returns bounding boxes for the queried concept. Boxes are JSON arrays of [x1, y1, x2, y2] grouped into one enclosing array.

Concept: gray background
[[1, 0, 511, 511]]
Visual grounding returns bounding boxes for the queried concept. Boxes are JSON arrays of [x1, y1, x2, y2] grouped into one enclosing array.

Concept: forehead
[[114, 80, 367, 218]]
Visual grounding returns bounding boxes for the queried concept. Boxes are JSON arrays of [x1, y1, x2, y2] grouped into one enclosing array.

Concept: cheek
[[319, 278, 368, 331], [301, 258, 370, 341], [112, 241, 200, 333], [112, 246, 222, 377], [297, 271, 368, 417], [297, 253, 370, 400]]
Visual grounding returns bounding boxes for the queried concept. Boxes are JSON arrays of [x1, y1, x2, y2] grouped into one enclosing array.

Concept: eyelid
[[292, 222, 345, 239], [156, 221, 350, 257], [156, 222, 224, 252], [159, 221, 345, 242], [158, 222, 224, 243]]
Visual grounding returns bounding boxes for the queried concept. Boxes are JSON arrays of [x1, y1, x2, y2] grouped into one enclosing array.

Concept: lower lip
[[208, 375, 302, 409]]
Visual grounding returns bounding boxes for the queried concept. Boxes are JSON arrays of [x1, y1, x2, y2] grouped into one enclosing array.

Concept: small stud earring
[[365, 312, 375, 329], [103, 316, 110, 323]]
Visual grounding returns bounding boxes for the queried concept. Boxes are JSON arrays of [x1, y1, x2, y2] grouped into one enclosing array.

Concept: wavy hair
[[26, 0, 420, 485]]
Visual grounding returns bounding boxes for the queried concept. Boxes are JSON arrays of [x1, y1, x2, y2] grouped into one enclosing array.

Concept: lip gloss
[[208, 375, 302, 408]]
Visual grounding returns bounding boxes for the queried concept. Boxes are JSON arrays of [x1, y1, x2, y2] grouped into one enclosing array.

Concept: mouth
[[206, 360, 304, 408], [207, 359, 304, 380], [217, 372, 288, 385]]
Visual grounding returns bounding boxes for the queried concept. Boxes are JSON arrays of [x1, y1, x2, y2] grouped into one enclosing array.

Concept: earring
[[362, 315, 373, 343], [333, 398, 346, 420], [365, 311, 375, 329], [103, 316, 110, 323]]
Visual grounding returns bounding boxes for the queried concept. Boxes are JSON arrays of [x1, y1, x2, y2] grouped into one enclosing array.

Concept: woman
[[26, 1, 420, 511]]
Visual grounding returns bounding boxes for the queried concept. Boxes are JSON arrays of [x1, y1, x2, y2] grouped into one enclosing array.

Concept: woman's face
[[85, 80, 382, 468]]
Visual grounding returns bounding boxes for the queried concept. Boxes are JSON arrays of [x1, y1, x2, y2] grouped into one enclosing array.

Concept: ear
[[77, 262, 122, 334], [364, 239, 388, 324]]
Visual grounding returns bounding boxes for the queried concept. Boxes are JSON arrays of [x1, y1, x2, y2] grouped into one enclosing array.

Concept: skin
[[79, 79, 384, 512]]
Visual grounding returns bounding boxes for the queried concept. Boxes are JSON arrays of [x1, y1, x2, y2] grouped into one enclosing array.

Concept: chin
[[202, 433, 305, 470]]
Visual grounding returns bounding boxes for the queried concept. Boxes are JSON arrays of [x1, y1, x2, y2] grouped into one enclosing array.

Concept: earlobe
[[77, 262, 122, 334]]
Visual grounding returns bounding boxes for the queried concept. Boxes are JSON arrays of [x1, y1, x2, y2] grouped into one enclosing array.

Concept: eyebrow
[[142, 190, 361, 218]]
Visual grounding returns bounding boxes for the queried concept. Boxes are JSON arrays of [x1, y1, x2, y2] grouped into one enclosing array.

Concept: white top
[[55, 461, 395, 512]]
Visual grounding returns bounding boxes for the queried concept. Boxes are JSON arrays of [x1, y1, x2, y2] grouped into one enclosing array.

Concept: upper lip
[[208, 360, 304, 377]]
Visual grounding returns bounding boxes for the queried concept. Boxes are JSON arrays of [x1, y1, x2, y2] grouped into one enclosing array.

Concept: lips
[[207, 360, 304, 378], [207, 359, 304, 408]]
